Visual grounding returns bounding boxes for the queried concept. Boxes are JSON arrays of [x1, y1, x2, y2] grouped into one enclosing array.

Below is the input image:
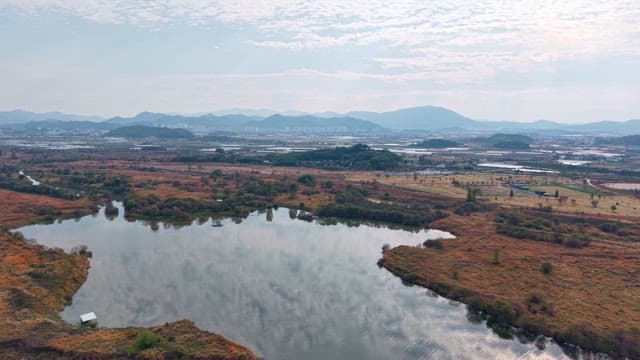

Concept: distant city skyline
[[1, 1, 639, 123]]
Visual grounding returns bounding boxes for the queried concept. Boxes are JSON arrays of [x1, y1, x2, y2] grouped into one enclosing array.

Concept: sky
[[0, 1, 639, 123]]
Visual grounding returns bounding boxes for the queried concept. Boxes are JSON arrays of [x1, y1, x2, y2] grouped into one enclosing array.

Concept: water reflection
[[18, 204, 570, 360]]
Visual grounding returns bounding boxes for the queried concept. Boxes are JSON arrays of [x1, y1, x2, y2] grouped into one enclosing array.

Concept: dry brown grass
[[0, 189, 93, 229], [383, 210, 640, 355], [350, 172, 640, 218]]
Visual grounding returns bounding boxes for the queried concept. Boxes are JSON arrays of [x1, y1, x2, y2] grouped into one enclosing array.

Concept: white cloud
[[2, 1, 639, 120], [4, 0, 640, 82]]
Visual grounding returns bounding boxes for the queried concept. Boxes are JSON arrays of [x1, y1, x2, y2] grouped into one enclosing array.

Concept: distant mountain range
[[346, 106, 477, 130], [0, 110, 104, 125], [107, 112, 260, 130], [1, 107, 638, 135]]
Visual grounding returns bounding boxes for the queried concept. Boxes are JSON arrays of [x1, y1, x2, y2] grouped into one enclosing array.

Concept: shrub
[[423, 239, 444, 250], [130, 330, 163, 353], [489, 300, 516, 326], [104, 202, 119, 217], [599, 222, 621, 233], [297, 174, 316, 187], [565, 235, 589, 248], [71, 245, 92, 258], [541, 262, 553, 274], [466, 296, 487, 314], [526, 292, 544, 305], [7, 288, 34, 309]]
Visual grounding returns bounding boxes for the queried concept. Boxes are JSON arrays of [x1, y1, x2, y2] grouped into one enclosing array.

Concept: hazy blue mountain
[[0, 110, 104, 125], [106, 112, 258, 130], [5, 107, 640, 135], [346, 106, 478, 130], [107, 112, 168, 124], [570, 119, 640, 134], [5, 120, 116, 132], [312, 111, 344, 118], [209, 108, 307, 117], [241, 114, 385, 133]]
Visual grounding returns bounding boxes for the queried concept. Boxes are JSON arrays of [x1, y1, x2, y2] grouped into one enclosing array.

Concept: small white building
[[80, 312, 97, 324]]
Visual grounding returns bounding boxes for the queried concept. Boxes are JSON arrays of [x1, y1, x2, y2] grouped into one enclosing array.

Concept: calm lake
[[17, 204, 571, 360]]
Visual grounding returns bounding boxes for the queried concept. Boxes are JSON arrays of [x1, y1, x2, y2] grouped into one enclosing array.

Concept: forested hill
[[270, 144, 402, 170], [107, 125, 194, 139]]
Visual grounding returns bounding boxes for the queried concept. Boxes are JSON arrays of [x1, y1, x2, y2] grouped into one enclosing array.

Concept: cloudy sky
[[1, 1, 639, 122]]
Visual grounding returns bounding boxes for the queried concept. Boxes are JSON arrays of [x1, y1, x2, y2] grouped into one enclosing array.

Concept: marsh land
[[1, 131, 640, 359]]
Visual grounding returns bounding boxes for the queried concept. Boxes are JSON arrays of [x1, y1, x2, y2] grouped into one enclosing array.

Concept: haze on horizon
[[1, 1, 639, 123]]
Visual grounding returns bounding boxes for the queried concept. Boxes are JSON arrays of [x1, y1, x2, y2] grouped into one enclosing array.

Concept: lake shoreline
[[379, 208, 640, 359], [0, 191, 259, 360]]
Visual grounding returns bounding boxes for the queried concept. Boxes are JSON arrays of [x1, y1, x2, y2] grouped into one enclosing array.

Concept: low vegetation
[[107, 125, 195, 139], [495, 211, 592, 248], [316, 185, 447, 228]]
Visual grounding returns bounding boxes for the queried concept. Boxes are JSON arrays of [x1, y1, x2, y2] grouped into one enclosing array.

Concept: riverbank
[[0, 190, 258, 360], [380, 211, 640, 358]]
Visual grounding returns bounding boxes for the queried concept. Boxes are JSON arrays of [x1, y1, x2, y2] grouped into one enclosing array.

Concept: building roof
[[80, 312, 97, 322]]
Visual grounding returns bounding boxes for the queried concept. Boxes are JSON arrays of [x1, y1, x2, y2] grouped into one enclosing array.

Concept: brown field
[[0, 189, 94, 229], [350, 172, 640, 217], [382, 209, 640, 357]]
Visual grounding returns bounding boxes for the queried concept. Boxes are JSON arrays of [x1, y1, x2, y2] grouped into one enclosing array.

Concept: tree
[[297, 174, 316, 187], [288, 183, 298, 199], [554, 189, 559, 198], [210, 169, 223, 179], [466, 187, 481, 202], [509, 189, 514, 197], [541, 262, 553, 274], [264, 180, 274, 197], [492, 248, 501, 265]]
